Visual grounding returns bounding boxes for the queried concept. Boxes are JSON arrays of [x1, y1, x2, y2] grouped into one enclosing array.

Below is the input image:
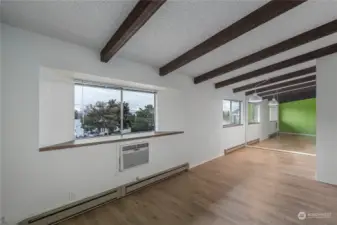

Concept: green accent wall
[[279, 98, 316, 135], [248, 103, 253, 122]]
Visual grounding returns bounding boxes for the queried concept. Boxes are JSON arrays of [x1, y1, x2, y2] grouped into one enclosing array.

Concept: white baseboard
[[279, 132, 316, 137]]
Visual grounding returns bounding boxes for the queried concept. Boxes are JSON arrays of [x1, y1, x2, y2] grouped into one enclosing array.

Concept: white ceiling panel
[[225, 60, 316, 89], [0, 0, 138, 50], [208, 31, 337, 87], [236, 73, 316, 93]]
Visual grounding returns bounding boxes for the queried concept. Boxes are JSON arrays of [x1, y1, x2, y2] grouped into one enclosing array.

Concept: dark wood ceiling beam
[[216, 43, 337, 89], [260, 81, 316, 97], [101, 0, 166, 63], [233, 66, 315, 93], [159, 0, 306, 76], [264, 87, 316, 103], [245, 75, 316, 95], [195, 19, 337, 84], [264, 86, 316, 100]]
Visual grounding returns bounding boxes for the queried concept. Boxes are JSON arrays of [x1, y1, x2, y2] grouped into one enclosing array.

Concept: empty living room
[[1, 0, 337, 224]]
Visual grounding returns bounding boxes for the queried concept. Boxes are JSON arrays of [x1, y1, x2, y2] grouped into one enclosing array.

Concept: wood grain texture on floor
[[252, 133, 316, 155], [60, 148, 337, 225]]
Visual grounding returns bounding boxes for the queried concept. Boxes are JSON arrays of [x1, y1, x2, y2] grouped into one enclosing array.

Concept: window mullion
[[120, 89, 124, 136], [81, 81, 84, 138]]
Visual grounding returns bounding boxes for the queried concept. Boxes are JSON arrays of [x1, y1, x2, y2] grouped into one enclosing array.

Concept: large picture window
[[248, 103, 260, 124], [74, 81, 155, 139], [223, 100, 242, 126]]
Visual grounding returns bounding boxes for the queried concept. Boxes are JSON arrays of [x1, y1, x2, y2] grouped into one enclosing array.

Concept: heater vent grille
[[120, 142, 150, 171]]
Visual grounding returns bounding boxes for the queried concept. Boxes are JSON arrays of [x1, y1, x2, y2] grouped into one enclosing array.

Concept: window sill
[[223, 124, 243, 128], [39, 131, 184, 152], [248, 122, 260, 125]]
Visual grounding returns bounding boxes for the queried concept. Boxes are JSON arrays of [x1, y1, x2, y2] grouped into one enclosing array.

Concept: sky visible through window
[[223, 100, 230, 112], [74, 85, 154, 113]]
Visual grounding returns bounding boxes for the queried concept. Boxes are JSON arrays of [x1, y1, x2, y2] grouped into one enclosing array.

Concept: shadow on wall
[[279, 98, 316, 135]]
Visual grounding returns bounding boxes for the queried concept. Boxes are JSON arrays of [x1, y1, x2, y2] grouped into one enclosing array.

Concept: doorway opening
[[246, 98, 316, 156]]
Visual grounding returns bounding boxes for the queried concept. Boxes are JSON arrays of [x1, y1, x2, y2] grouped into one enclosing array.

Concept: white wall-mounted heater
[[119, 142, 149, 171]]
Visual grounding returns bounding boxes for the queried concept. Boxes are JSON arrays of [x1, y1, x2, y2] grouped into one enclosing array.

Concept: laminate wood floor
[[251, 134, 316, 155], [60, 148, 337, 225]]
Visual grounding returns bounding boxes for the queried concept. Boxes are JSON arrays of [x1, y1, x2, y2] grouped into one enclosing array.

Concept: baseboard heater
[[247, 138, 260, 145], [123, 163, 189, 196], [225, 143, 245, 155], [19, 188, 119, 225], [18, 163, 189, 225]]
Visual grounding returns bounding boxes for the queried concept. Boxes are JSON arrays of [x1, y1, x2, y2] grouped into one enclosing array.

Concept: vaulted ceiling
[[1, 0, 337, 98]]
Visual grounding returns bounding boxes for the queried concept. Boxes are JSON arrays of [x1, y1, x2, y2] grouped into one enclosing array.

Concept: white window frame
[[223, 100, 243, 127], [74, 80, 157, 139], [269, 106, 278, 122]]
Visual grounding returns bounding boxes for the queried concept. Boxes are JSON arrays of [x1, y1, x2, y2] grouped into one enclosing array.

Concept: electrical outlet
[[136, 176, 140, 181]]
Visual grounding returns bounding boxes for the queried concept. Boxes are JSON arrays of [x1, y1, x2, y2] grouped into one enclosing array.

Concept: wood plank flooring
[[252, 133, 316, 155], [60, 148, 337, 225]]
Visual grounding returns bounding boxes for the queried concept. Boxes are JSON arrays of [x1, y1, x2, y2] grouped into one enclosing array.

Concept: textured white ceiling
[[1, 0, 337, 92], [0, 0, 138, 50]]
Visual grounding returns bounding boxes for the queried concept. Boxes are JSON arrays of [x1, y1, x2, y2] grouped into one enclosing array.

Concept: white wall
[[220, 89, 246, 150], [39, 68, 74, 147], [156, 89, 185, 131], [316, 52, 337, 185], [1, 24, 246, 223], [269, 120, 278, 135]]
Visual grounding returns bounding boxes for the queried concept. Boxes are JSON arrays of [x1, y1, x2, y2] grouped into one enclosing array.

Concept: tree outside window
[[74, 84, 155, 139]]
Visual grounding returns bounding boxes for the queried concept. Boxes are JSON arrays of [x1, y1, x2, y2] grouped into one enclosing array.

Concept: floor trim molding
[[248, 145, 316, 156], [279, 132, 316, 137]]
